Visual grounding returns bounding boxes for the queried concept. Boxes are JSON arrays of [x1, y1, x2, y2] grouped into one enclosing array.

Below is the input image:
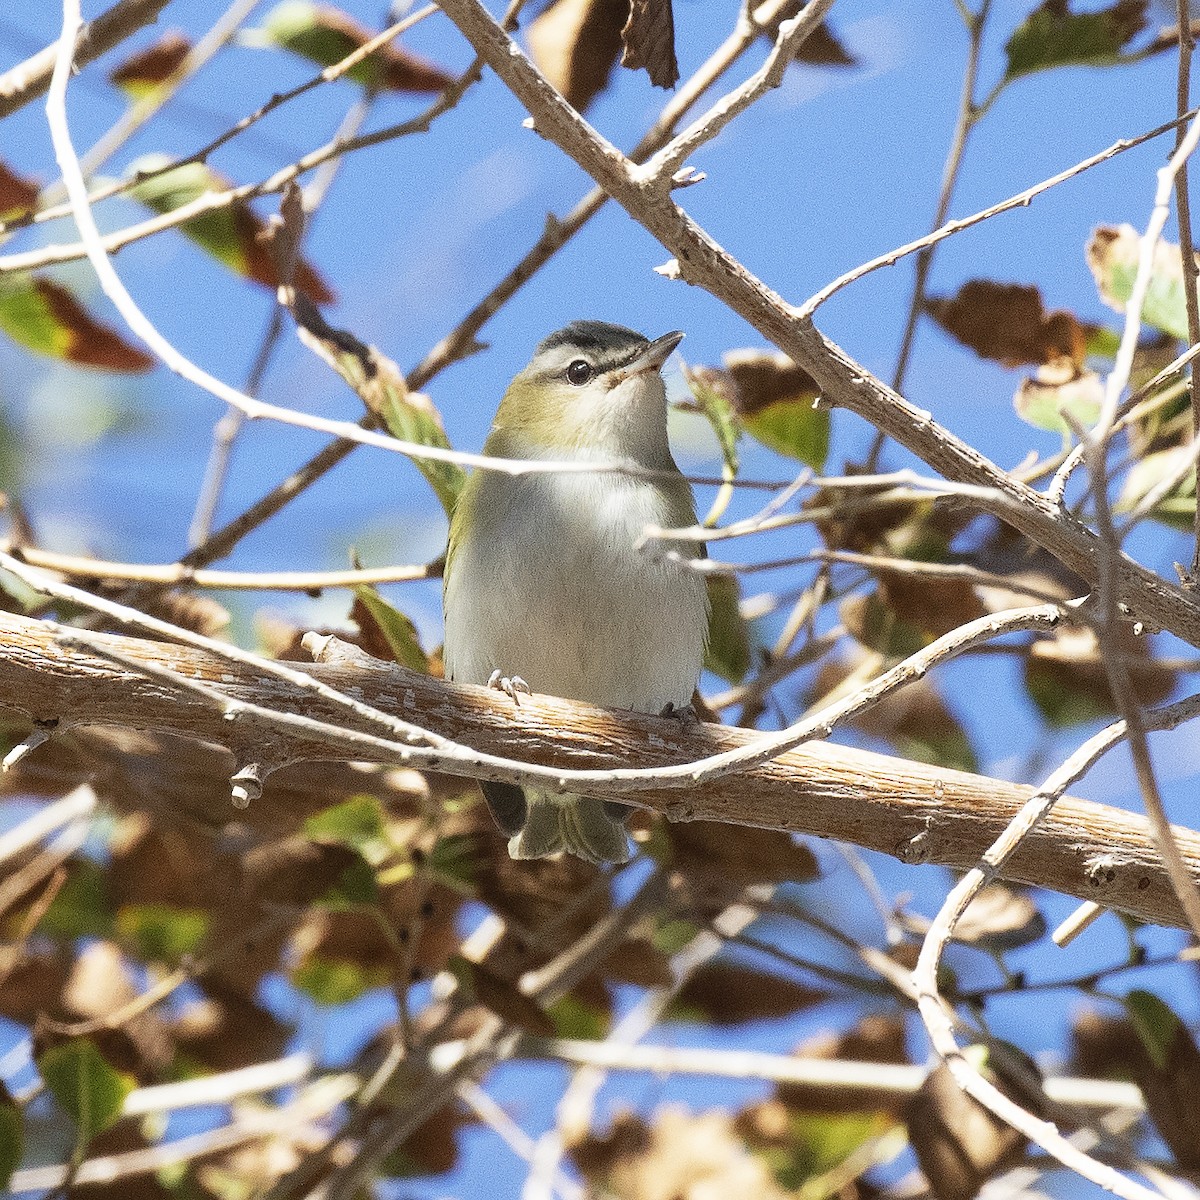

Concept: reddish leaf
[[0, 160, 38, 217], [261, 1, 455, 93], [0, 276, 154, 372], [109, 31, 192, 95], [129, 158, 335, 304], [926, 280, 1087, 368]]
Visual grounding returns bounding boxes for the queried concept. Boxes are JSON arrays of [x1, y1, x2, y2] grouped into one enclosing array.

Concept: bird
[[442, 320, 709, 864]]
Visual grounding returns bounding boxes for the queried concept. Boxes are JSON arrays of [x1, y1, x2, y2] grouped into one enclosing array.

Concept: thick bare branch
[[1, 609, 1198, 929]]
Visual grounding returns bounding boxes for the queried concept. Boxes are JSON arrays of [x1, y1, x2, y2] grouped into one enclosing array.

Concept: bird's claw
[[659, 701, 698, 728], [488, 669, 531, 705]]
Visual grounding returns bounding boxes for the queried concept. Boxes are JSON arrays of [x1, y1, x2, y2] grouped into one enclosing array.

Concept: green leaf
[[1125, 989, 1184, 1071], [1084, 324, 1122, 360], [547, 992, 610, 1041], [776, 1112, 896, 1185], [292, 955, 386, 1005], [1004, 0, 1146, 84], [652, 917, 701, 955], [304, 794, 389, 850], [0, 275, 154, 372], [741, 398, 829, 470], [256, 1, 455, 92], [302, 330, 464, 515], [1087, 224, 1190, 340], [127, 155, 333, 303], [1116, 446, 1196, 531], [893, 722, 977, 776], [318, 854, 380, 909], [353, 586, 430, 672], [37, 860, 114, 942], [38, 1038, 134, 1144], [0, 1082, 22, 1191], [428, 832, 482, 889], [115, 903, 210, 964], [683, 366, 740, 479], [1013, 364, 1103, 435], [704, 574, 751, 684]]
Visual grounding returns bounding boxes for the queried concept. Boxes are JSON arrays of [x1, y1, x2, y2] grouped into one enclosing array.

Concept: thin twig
[[0, 541, 435, 590], [0, 0, 169, 119], [801, 107, 1200, 321], [869, 0, 991, 467], [914, 692, 1200, 1200], [1174, 0, 1200, 581], [515, 1039, 1144, 1112]]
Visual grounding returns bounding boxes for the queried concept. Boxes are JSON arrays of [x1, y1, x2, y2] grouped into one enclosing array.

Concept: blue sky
[[2, 1, 1199, 1194]]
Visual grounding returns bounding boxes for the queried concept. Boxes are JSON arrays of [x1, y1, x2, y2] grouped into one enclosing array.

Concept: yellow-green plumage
[[442, 321, 708, 864]]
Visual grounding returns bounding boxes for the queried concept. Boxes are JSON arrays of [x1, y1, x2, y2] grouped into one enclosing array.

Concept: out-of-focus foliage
[[1, 1, 1198, 1198]]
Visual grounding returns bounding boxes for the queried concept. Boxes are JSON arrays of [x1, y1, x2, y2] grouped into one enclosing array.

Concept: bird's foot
[[659, 701, 698, 728], [488, 669, 531, 706]]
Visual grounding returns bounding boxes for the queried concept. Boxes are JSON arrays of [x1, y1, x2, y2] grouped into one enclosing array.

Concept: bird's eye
[[566, 359, 593, 386]]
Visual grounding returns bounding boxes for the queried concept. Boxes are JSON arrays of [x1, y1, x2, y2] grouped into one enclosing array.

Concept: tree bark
[[0, 610, 1194, 929]]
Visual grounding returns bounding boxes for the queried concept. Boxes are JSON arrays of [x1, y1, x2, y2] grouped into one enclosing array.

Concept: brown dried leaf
[[108, 814, 228, 908], [381, 1103, 465, 1177], [809, 474, 943, 557], [475, 846, 610, 957], [669, 960, 828, 1026], [451, 955, 556, 1036], [109, 30, 192, 93], [668, 822, 819, 901], [44, 942, 174, 1081], [755, 2, 856, 65], [0, 950, 71, 1025], [528, 0, 628, 111], [907, 1050, 1039, 1200], [951, 883, 1046, 952], [242, 836, 363, 907], [1026, 622, 1176, 726], [723, 348, 821, 416], [881, 571, 986, 642], [811, 650, 977, 775], [571, 1106, 792, 1199], [173, 985, 290, 1071], [776, 1014, 910, 1115], [1124, 991, 1200, 1168], [135, 587, 230, 638], [74, 1122, 176, 1199], [0, 160, 39, 217], [602, 936, 674, 989], [620, 0, 679, 88], [793, 20, 856, 65], [926, 280, 1087, 368]]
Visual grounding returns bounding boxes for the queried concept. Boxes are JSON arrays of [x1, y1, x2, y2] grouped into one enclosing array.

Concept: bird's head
[[493, 320, 684, 463]]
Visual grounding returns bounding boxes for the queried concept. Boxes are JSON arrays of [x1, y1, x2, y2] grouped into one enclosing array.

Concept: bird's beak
[[618, 330, 685, 381]]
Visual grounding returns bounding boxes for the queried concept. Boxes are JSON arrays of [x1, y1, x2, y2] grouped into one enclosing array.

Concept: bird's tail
[[508, 792, 631, 865]]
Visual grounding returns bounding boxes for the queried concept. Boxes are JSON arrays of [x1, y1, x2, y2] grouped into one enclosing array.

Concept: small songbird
[[442, 320, 709, 864]]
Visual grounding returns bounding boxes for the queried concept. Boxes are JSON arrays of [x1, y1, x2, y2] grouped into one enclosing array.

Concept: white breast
[[443, 466, 708, 713]]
